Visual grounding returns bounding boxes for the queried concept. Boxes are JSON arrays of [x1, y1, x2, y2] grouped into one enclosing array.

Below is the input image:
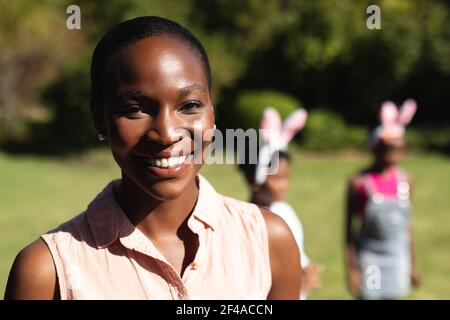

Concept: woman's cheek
[[110, 118, 146, 149], [190, 114, 214, 158]]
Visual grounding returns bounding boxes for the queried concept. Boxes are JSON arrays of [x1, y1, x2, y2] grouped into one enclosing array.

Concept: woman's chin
[[119, 157, 201, 201], [138, 177, 195, 201]]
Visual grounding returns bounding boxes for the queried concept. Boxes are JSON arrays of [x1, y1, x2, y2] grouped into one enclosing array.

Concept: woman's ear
[[398, 99, 417, 126], [380, 101, 399, 125]]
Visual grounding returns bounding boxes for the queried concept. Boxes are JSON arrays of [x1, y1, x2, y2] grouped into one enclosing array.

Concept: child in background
[[345, 100, 421, 299], [239, 107, 322, 299]]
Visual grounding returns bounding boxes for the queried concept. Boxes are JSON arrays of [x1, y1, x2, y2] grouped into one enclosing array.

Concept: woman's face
[[95, 36, 214, 200]]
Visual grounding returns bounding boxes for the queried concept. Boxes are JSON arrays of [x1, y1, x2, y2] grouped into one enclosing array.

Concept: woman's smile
[[134, 151, 194, 179]]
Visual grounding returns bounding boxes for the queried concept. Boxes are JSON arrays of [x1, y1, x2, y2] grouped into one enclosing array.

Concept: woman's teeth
[[143, 155, 188, 168]]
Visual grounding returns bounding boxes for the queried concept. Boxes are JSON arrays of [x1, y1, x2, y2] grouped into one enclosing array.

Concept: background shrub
[[232, 90, 302, 130], [301, 109, 346, 150]]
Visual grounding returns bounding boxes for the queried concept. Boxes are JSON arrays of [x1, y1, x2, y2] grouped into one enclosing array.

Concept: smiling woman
[[4, 16, 301, 300]]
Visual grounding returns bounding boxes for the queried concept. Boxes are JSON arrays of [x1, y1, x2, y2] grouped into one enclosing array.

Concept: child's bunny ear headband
[[254, 107, 308, 185], [370, 99, 417, 148]]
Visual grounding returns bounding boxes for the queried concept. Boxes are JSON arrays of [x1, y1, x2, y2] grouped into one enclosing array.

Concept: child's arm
[[302, 264, 323, 293], [407, 174, 421, 288], [4, 239, 58, 300], [345, 176, 362, 297], [409, 225, 421, 287]]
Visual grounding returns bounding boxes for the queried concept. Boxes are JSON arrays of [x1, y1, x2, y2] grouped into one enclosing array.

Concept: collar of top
[[86, 174, 222, 249]]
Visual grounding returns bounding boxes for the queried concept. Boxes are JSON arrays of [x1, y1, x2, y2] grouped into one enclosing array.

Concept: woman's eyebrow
[[114, 89, 153, 100], [113, 85, 206, 100], [177, 84, 207, 99]]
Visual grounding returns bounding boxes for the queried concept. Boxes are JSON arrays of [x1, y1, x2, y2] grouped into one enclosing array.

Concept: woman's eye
[[122, 105, 144, 118], [180, 101, 204, 113]]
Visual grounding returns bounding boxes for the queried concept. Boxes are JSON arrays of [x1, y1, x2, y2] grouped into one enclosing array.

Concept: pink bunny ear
[[380, 101, 399, 125], [398, 99, 417, 126], [260, 107, 282, 143], [281, 108, 308, 145]]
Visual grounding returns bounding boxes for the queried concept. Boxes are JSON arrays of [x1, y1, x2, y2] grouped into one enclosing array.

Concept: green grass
[[1, 148, 449, 299]]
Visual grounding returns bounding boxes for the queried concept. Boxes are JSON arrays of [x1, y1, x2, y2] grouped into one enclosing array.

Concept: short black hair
[[90, 16, 212, 100], [238, 149, 291, 185]]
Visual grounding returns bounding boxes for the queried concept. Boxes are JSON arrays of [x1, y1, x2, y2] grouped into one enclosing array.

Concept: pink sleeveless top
[[357, 167, 404, 215], [41, 175, 271, 300]]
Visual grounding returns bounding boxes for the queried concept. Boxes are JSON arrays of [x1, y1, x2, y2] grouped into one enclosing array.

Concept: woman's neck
[[114, 174, 199, 240]]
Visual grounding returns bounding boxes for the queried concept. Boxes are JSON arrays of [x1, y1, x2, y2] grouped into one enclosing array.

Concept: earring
[[214, 124, 217, 130], [97, 133, 106, 141]]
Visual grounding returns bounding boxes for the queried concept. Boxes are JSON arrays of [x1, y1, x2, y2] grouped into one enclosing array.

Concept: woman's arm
[[261, 207, 302, 300], [345, 176, 362, 297], [4, 238, 58, 300]]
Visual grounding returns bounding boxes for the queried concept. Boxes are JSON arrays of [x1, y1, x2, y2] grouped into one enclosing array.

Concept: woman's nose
[[145, 108, 184, 146]]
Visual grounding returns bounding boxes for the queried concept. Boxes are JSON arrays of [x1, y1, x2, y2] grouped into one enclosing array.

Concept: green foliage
[[1, 0, 450, 153], [38, 57, 96, 152], [0, 0, 83, 142], [301, 110, 370, 150], [405, 128, 428, 151], [232, 90, 301, 130], [402, 127, 450, 152], [302, 109, 347, 150], [344, 125, 369, 150]]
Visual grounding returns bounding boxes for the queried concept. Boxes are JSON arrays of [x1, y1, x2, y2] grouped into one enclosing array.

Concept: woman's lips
[[136, 152, 194, 178], [142, 154, 189, 168]]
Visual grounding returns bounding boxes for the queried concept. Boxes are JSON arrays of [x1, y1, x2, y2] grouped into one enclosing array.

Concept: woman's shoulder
[[4, 182, 117, 299], [219, 195, 266, 228], [259, 206, 296, 241], [4, 238, 57, 299], [221, 195, 260, 215], [41, 212, 90, 245], [42, 180, 119, 246], [219, 195, 294, 241], [269, 201, 296, 216]]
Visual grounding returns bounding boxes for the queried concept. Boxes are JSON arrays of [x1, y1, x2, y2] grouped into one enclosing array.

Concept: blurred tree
[[38, 57, 94, 152], [1, 0, 449, 152], [232, 90, 300, 130], [0, 0, 84, 144], [230, 0, 450, 127]]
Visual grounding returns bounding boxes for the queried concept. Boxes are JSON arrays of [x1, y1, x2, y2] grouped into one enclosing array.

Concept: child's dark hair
[[238, 150, 291, 185], [90, 16, 212, 100]]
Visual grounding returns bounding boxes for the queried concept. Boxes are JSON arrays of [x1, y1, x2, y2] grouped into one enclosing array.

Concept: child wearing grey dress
[[346, 100, 420, 299]]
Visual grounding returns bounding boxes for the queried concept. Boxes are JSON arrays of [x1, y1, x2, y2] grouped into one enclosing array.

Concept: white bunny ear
[[281, 108, 308, 145], [398, 99, 417, 126], [380, 101, 399, 125], [260, 107, 282, 143], [254, 144, 273, 185]]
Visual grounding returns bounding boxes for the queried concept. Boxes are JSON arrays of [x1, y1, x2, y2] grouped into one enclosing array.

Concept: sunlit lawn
[[1, 147, 449, 299]]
